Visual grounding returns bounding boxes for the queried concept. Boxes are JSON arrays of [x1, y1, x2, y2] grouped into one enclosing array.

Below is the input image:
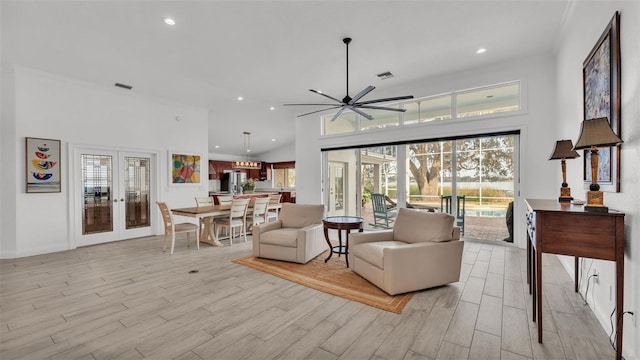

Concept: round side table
[[322, 216, 364, 268]]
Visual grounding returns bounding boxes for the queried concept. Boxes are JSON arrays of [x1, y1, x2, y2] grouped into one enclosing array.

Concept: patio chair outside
[[440, 195, 466, 234], [371, 193, 397, 228]]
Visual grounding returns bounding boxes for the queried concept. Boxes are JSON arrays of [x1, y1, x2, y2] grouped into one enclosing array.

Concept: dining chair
[[247, 197, 270, 233], [266, 194, 282, 222], [156, 202, 199, 254], [217, 195, 233, 205], [213, 198, 249, 245], [194, 196, 214, 231]]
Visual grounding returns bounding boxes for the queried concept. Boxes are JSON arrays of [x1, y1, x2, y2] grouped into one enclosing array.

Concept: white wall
[[258, 141, 295, 163], [0, 66, 209, 258], [555, 2, 639, 359], [295, 54, 558, 249]]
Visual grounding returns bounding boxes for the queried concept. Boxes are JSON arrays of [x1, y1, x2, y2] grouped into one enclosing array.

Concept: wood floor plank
[[443, 300, 479, 348], [276, 321, 337, 360], [320, 306, 380, 356], [338, 321, 393, 360], [435, 341, 470, 360], [409, 305, 454, 358], [476, 294, 502, 336], [0, 236, 617, 360], [460, 276, 485, 304], [374, 310, 426, 360], [502, 306, 533, 358], [469, 330, 501, 359]]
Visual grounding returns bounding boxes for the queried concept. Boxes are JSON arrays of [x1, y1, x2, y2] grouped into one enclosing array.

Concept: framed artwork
[[582, 11, 621, 192], [170, 152, 201, 184], [26, 137, 61, 193]]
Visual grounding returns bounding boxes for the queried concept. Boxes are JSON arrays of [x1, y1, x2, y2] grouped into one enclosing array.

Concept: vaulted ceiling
[[1, 1, 572, 156]]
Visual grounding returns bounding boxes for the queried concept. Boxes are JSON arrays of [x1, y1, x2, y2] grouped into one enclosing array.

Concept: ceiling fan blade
[[351, 106, 374, 120], [283, 103, 339, 106], [357, 105, 407, 112], [330, 107, 347, 122], [297, 106, 343, 117], [349, 85, 375, 105], [309, 89, 343, 104], [357, 95, 414, 105]]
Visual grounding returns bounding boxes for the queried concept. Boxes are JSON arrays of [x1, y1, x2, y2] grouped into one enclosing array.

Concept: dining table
[[171, 203, 282, 246]]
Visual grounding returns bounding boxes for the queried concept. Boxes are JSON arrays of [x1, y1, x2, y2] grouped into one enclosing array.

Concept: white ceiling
[[1, 0, 572, 156]]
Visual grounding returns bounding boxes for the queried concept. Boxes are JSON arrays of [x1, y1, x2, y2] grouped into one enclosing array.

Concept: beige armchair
[[252, 203, 326, 264], [348, 208, 463, 295]]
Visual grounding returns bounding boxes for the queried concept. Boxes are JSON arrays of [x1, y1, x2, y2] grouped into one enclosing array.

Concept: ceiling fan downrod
[[343, 37, 352, 104]]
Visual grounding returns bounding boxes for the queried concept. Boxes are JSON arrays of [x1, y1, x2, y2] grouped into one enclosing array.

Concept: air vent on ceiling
[[115, 82, 132, 90], [376, 71, 394, 80]]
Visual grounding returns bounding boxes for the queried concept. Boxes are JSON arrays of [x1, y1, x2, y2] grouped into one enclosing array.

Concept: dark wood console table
[[525, 199, 625, 360]]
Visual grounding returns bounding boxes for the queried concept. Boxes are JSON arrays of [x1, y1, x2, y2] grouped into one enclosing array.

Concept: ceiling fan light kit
[[285, 37, 413, 121]]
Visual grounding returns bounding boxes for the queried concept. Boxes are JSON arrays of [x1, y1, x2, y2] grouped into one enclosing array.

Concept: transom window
[[322, 81, 520, 135]]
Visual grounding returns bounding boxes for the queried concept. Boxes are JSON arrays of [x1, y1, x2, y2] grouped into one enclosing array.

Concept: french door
[[73, 147, 156, 246], [327, 161, 346, 216]]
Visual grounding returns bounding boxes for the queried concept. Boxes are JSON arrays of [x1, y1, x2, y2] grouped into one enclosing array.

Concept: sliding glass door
[[324, 133, 517, 240]]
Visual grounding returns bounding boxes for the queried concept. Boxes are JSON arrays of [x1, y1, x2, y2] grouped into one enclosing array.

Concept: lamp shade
[[549, 140, 580, 160], [573, 117, 623, 150]]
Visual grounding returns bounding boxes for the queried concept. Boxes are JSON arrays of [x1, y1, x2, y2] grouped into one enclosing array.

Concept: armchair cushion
[[280, 203, 324, 229], [352, 240, 406, 269], [393, 208, 455, 243], [259, 228, 298, 247]]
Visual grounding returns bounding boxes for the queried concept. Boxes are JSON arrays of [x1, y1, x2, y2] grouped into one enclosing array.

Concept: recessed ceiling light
[[269, 106, 275, 110], [476, 48, 487, 54], [237, 96, 244, 101], [317, 90, 323, 94], [271, 138, 276, 142], [164, 18, 176, 26], [215, 145, 220, 148]]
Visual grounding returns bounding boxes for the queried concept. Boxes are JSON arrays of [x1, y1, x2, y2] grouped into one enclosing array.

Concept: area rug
[[232, 252, 413, 313]]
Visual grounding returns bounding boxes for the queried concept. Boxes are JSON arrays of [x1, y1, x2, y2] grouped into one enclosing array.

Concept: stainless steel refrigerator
[[221, 171, 246, 194]]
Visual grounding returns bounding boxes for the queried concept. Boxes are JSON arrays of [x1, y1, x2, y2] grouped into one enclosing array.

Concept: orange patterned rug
[[232, 252, 413, 313]]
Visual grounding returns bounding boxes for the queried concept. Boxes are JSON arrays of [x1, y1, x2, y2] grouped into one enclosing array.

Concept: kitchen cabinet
[[259, 162, 271, 181], [208, 160, 232, 180], [280, 191, 296, 203]]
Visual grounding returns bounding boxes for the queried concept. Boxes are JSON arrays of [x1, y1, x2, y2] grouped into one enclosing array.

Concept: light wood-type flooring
[[0, 236, 617, 359]]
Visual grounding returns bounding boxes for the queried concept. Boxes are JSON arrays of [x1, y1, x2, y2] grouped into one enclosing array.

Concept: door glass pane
[[406, 141, 452, 209], [361, 145, 397, 229], [124, 157, 151, 229], [82, 154, 113, 235], [334, 166, 344, 211]]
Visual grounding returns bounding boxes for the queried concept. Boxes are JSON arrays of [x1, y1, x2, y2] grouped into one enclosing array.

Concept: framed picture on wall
[[582, 11, 621, 192], [169, 151, 202, 185], [26, 137, 61, 193]]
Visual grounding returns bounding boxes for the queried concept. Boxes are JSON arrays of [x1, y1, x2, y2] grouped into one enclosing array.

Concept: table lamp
[[573, 117, 623, 212], [549, 140, 580, 202]]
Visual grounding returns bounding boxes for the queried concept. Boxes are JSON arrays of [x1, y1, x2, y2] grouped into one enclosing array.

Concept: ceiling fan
[[284, 37, 414, 121]]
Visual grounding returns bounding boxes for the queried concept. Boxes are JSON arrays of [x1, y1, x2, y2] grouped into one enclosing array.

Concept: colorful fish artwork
[[33, 173, 53, 181], [32, 160, 57, 170], [27, 138, 60, 193]]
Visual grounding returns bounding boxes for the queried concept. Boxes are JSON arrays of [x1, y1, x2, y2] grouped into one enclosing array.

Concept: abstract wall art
[[26, 137, 61, 193], [170, 152, 201, 184]]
